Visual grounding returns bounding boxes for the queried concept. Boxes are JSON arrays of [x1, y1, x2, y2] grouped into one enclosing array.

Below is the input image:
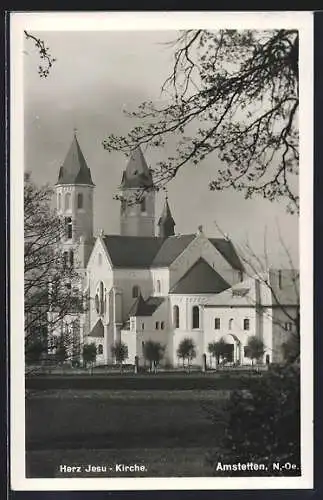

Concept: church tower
[[158, 195, 175, 238], [118, 147, 155, 237], [55, 132, 95, 268]]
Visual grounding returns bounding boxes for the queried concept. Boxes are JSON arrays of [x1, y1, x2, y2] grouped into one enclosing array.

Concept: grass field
[[26, 389, 228, 478]]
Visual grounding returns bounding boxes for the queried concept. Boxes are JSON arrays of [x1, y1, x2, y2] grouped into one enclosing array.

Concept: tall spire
[[158, 194, 175, 238], [120, 146, 153, 188], [56, 133, 94, 186]]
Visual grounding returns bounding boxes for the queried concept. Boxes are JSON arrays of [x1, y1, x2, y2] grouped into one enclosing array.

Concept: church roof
[[209, 238, 244, 271], [88, 318, 104, 338], [170, 258, 231, 294], [57, 134, 94, 186], [128, 295, 165, 317], [102, 234, 195, 268], [151, 234, 195, 266], [119, 147, 153, 188], [101, 234, 243, 270]]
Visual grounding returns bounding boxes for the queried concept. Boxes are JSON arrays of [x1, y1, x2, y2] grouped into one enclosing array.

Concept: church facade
[[49, 134, 299, 367]]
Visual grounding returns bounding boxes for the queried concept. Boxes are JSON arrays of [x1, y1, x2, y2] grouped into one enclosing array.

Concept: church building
[[49, 133, 299, 367]]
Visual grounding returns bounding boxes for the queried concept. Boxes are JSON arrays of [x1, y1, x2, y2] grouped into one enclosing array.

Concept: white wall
[[149, 268, 170, 296], [87, 238, 114, 331], [203, 305, 260, 365]]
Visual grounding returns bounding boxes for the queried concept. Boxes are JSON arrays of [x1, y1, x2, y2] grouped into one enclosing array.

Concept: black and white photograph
[[10, 12, 313, 490]]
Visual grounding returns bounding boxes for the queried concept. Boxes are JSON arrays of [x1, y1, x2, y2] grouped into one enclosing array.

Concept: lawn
[[26, 389, 228, 478]]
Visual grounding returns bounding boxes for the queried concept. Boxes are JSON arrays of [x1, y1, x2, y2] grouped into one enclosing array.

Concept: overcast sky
[[24, 30, 299, 267]]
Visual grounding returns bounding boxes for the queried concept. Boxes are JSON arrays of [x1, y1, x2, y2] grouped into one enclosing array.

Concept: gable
[[170, 258, 230, 294], [87, 236, 113, 270]]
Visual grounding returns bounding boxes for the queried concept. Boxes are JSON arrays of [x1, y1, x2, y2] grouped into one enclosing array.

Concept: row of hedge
[[25, 373, 261, 391]]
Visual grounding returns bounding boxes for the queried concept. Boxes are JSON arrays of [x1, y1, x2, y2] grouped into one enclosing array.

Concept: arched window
[[65, 192, 71, 210], [97, 344, 103, 355], [140, 197, 146, 212], [156, 280, 161, 293], [229, 318, 233, 330], [77, 193, 83, 209], [69, 250, 74, 268], [98, 253, 102, 266], [243, 318, 250, 330], [65, 217, 72, 239], [95, 294, 99, 314], [155, 321, 160, 330], [192, 306, 200, 329], [132, 285, 140, 298], [173, 305, 179, 328], [214, 318, 221, 330], [161, 321, 165, 330], [95, 281, 105, 315], [58, 193, 61, 210]]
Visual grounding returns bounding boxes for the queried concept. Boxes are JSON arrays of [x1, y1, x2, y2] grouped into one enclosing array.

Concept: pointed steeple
[[158, 194, 175, 238], [120, 146, 153, 188], [57, 132, 94, 186]]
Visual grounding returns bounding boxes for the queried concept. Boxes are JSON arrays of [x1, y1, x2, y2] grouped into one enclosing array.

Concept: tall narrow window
[[173, 305, 179, 328], [214, 318, 221, 330], [69, 250, 74, 268], [229, 318, 233, 330], [97, 344, 103, 355], [140, 197, 146, 212], [77, 193, 83, 209], [155, 321, 160, 330], [132, 285, 140, 298], [156, 280, 161, 293], [99, 281, 104, 315], [161, 321, 165, 330], [98, 253, 102, 266], [58, 193, 61, 210], [63, 251, 68, 268], [65, 217, 72, 239], [278, 269, 282, 289], [243, 318, 250, 330], [192, 306, 200, 329], [65, 192, 71, 210]]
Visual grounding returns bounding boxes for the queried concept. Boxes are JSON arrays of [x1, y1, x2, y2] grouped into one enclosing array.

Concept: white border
[[10, 11, 314, 491]]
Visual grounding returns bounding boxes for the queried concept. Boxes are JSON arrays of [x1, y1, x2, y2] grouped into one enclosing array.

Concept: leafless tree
[[216, 218, 299, 363], [24, 175, 84, 356], [103, 29, 299, 213]]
